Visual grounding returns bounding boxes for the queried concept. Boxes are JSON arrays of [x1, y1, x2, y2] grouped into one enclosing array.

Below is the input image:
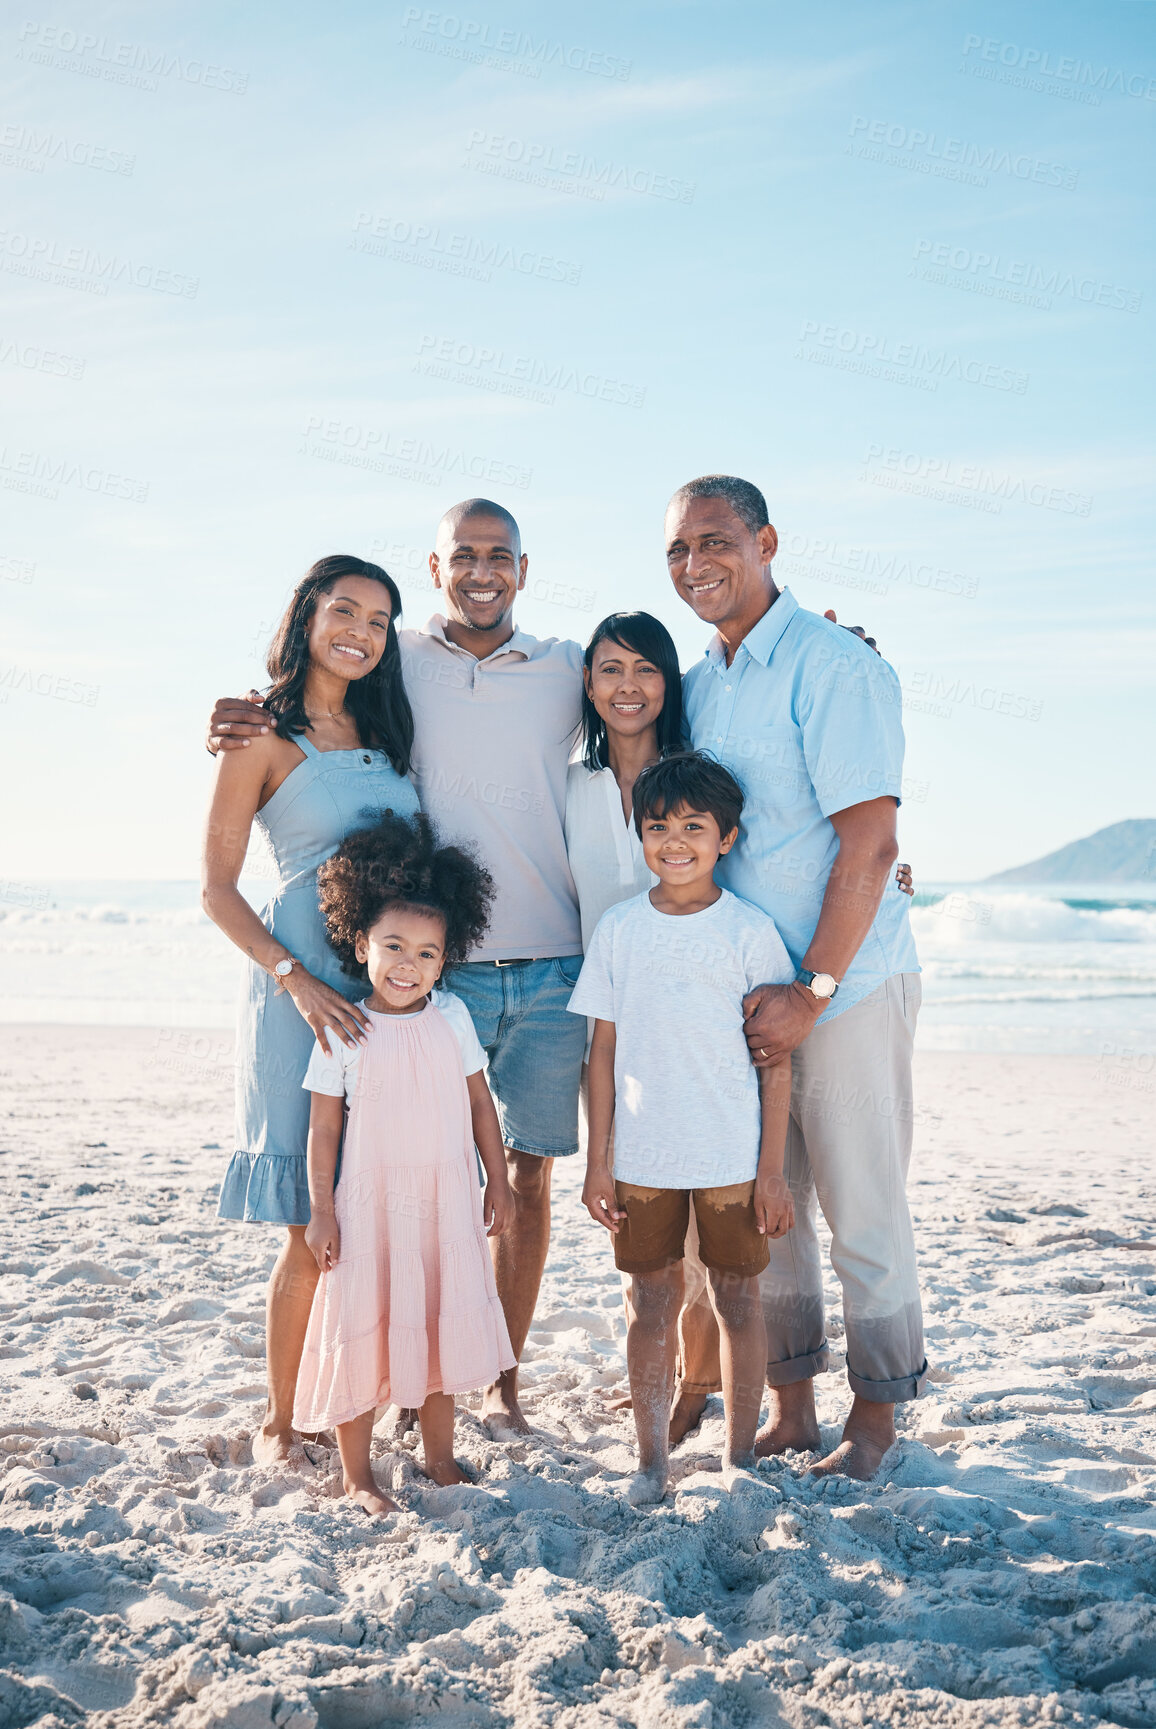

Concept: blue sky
[[1, 0, 1153, 881]]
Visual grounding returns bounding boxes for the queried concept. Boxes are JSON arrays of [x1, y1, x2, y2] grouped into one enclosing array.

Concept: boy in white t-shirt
[[569, 751, 795, 1505]]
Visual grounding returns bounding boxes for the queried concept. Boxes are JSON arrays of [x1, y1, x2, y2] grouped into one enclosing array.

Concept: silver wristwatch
[[796, 968, 839, 1001]]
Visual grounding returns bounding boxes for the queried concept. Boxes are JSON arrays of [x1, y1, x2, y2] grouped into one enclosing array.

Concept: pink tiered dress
[[293, 1003, 515, 1428]]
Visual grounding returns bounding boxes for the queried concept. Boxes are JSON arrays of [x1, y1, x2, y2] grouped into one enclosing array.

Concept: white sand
[[2, 1031, 1155, 1729]]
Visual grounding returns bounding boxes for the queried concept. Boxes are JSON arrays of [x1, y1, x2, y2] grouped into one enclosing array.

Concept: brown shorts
[[612, 1181, 770, 1278]]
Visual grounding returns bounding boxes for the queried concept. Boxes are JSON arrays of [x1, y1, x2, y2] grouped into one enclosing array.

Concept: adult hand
[[206, 690, 269, 754], [754, 1173, 795, 1239], [582, 1165, 625, 1233], [484, 1176, 515, 1237], [897, 862, 914, 895], [824, 609, 877, 652], [305, 1210, 340, 1271], [742, 981, 823, 1067], [281, 970, 371, 1055]]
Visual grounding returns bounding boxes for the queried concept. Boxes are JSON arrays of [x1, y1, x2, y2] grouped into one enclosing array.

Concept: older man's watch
[[797, 968, 839, 1001]]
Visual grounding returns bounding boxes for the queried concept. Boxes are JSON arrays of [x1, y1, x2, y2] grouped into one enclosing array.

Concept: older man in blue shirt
[[673, 473, 926, 1480]]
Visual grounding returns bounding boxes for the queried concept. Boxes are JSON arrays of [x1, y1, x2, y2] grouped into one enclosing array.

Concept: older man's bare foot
[[480, 1375, 532, 1440], [668, 1387, 708, 1446], [252, 1424, 296, 1466], [345, 1479, 400, 1516], [810, 1398, 896, 1481], [380, 1406, 419, 1440], [423, 1458, 470, 1486], [753, 1381, 821, 1457], [626, 1467, 669, 1507]]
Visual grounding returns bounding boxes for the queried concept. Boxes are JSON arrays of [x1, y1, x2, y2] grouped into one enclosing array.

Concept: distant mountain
[[985, 819, 1156, 885]]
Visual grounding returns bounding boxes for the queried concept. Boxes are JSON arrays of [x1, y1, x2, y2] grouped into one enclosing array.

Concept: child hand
[[305, 1210, 340, 1270], [483, 1177, 514, 1237], [582, 1166, 625, 1233], [754, 1174, 795, 1240]]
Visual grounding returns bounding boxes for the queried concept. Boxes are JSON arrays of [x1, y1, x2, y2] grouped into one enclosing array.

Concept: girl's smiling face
[[640, 803, 737, 891], [356, 903, 447, 1012]]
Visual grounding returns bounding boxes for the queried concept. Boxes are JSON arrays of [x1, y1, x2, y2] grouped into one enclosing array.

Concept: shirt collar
[[704, 586, 798, 672], [421, 614, 531, 663]]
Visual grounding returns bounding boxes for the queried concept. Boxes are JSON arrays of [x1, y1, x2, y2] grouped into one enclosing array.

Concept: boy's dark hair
[[317, 810, 493, 979], [631, 750, 744, 841]]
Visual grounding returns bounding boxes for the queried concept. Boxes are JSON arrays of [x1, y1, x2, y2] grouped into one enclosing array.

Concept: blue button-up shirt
[[683, 587, 919, 1022]]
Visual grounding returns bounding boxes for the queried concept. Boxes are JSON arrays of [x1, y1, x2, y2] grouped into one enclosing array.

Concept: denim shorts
[[442, 956, 585, 1157]]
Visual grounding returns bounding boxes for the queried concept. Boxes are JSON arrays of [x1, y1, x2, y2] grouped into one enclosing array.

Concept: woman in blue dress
[[203, 554, 420, 1463]]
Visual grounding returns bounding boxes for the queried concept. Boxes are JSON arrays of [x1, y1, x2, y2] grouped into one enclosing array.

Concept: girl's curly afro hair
[[317, 809, 494, 980]]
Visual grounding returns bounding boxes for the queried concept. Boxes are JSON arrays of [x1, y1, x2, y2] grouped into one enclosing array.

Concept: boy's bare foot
[[810, 1398, 896, 1482], [252, 1424, 296, 1466], [668, 1387, 708, 1446], [380, 1406, 419, 1439], [754, 1381, 821, 1457], [625, 1467, 669, 1507], [422, 1458, 470, 1486], [480, 1377, 532, 1439], [345, 1481, 400, 1516]]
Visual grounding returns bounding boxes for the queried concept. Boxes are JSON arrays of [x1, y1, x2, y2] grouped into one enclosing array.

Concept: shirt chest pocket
[[723, 724, 810, 808]]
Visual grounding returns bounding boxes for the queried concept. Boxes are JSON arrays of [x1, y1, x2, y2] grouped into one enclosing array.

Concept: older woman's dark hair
[[263, 555, 414, 776], [318, 810, 494, 978], [581, 611, 684, 772], [631, 750, 744, 841]]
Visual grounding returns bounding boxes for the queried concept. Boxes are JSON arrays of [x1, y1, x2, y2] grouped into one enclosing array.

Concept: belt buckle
[[495, 956, 529, 967]]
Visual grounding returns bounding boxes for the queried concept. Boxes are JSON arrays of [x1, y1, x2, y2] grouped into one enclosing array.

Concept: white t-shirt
[[302, 989, 486, 1099], [567, 888, 794, 1189]]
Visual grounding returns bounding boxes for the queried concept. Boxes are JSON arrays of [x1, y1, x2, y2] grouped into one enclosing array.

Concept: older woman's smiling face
[[584, 638, 667, 741]]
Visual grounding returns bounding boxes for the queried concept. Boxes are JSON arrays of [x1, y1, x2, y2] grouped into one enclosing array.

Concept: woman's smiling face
[[584, 637, 667, 743], [307, 575, 394, 680]]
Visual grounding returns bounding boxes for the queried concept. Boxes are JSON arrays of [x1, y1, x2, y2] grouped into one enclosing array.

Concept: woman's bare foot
[[252, 1424, 296, 1466], [668, 1387, 708, 1446], [626, 1467, 669, 1507], [810, 1398, 896, 1481], [754, 1381, 821, 1457], [380, 1406, 419, 1440], [299, 1429, 335, 1448], [423, 1458, 470, 1486], [345, 1479, 400, 1516], [480, 1377, 532, 1439]]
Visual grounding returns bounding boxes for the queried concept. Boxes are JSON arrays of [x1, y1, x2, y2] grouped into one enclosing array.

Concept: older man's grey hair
[[667, 475, 770, 538]]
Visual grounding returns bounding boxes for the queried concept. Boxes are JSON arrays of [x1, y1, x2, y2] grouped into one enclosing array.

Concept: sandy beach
[[1, 1030, 1154, 1728]]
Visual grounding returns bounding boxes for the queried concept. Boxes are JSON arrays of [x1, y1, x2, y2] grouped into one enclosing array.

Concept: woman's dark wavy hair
[[580, 611, 684, 771], [263, 555, 414, 776], [317, 810, 494, 979]]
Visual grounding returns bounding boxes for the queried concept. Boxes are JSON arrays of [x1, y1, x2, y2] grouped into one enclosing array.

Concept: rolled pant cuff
[[765, 1343, 829, 1388], [847, 1358, 929, 1404]]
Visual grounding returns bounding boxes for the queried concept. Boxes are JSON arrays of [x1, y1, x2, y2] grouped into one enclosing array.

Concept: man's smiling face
[[664, 495, 778, 633], [431, 511, 527, 637]]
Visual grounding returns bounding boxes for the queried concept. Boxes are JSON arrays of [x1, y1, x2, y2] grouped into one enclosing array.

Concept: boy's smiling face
[[640, 803, 738, 892]]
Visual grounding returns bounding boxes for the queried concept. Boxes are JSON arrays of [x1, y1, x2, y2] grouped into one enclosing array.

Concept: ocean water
[[1, 876, 1155, 1061]]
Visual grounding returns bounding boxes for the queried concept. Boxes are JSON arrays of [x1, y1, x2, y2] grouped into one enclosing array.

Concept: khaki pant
[[681, 973, 927, 1403]]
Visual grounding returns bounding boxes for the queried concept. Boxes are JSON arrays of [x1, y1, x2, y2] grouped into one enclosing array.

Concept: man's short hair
[[667, 474, 770, 538], [632, 749, 745, 840], [437, 497, 521, 552]]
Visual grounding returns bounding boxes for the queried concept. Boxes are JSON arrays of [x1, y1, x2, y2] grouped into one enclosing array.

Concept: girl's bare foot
[[423, 1458, 469, 1486], [345, 1482, 400, 1516]]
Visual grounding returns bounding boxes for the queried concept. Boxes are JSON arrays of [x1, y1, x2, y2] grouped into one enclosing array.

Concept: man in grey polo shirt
[[209, 500, 588, 1440]]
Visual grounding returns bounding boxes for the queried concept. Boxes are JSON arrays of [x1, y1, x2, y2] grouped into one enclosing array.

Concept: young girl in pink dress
[[292, 811, 515, 1515]]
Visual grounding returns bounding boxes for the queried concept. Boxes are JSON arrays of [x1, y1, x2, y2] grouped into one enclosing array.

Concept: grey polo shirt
[[399, 616, 583, 962]]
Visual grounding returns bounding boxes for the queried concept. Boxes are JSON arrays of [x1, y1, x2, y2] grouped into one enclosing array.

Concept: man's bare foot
[[754, 1381, 821, 1457], [626, 1467, 669, 1507], [668, 1387, 708, 1446], [480, 1377, 532, 1440], [252, 1424, 296, 1466], [344, 1480, 400, 1516], [722, 1456, 762, 1493], [810, 1398, 896, 1482], [423, 1458, 470, 1486], [380, 1406, 419, 1440]]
